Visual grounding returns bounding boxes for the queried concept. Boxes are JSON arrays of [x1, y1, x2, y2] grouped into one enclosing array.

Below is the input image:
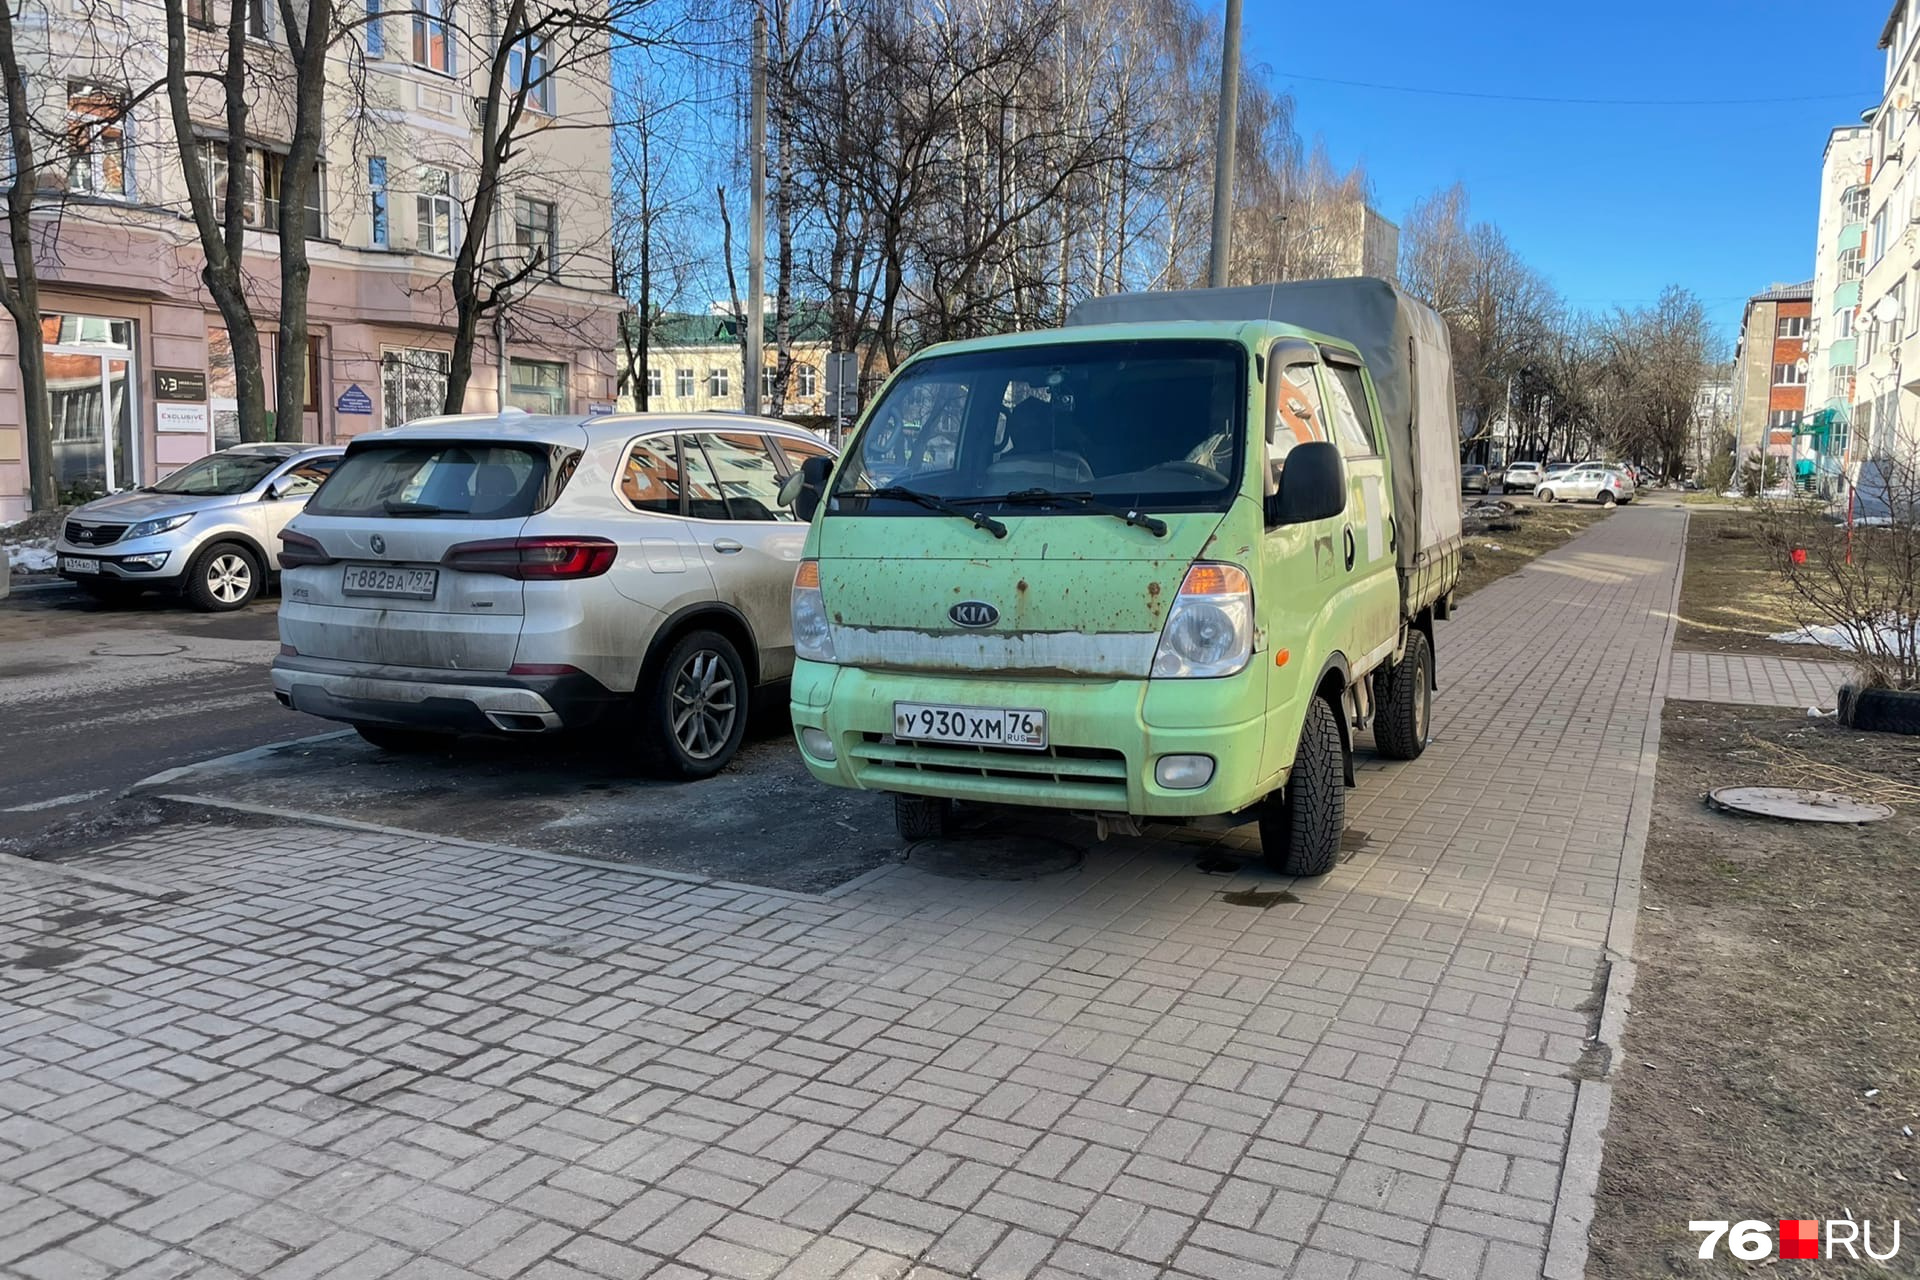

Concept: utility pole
[[745, 4, 767, 416], [1205, 0, 1242, 289]]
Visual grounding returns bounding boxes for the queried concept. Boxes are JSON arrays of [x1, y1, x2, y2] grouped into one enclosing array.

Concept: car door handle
[[711, 539, 744, 554], [1343, 527, 1356, 571]]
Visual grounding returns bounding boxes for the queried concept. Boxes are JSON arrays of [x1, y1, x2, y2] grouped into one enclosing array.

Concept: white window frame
[[507, 32, 552, 113], [646, 367, 662, 398], [513, 195, 558, 276], [675, 368, 695, 398], [796, 364, 817, 398], [380, 347, 452, 427], [708, 368, 730, 399], [412, 0, 452, 74], [415, 165, 458, 256], [66, 83, 131, 199]]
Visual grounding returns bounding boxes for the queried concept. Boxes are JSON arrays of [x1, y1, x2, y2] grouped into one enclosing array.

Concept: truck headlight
[[791, 559, 836, 663], [126, 513, 194, 540], [1151, 562, 1253, 678]]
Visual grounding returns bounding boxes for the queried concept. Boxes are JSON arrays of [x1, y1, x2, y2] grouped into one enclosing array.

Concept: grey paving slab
[[1666, 650, 1849, 709], [0, 506, 1691, 1279]]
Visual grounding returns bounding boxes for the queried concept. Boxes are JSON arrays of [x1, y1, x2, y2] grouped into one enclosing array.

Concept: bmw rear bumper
[[271, 656, 624, 734]]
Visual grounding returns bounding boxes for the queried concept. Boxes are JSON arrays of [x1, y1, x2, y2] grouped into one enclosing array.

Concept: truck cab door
[[1318, 354, 1401, 674]]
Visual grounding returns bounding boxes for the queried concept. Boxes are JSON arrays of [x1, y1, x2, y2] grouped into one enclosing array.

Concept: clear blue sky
[[1244, 0, 1890, 346]]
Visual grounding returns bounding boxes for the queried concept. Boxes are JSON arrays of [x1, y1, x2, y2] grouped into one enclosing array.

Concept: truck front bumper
[[789, 660, 1275, 819]]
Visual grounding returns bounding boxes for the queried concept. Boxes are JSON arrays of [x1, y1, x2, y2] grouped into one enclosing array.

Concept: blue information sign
[[336, 384, 374, 415]]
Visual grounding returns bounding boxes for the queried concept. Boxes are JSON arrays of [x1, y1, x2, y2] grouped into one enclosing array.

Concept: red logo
[[1780, 1219, 1821, 1260]]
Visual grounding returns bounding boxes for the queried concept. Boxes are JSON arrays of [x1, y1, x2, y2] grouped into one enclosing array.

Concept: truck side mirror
[[780, 454, 834, 521], [1265, 440, 1347, 526]]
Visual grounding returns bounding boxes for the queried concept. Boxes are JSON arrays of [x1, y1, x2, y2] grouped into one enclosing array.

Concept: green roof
[[624, 306, 836, 348]]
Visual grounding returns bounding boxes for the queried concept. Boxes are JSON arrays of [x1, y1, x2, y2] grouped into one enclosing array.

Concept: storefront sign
[[337, 384, 374, 415], [154, 368, 208, 402], [586, 401, 615, 416], [156, 402, 211, 434]]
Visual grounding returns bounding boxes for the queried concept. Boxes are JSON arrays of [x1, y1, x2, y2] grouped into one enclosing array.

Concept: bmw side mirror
[[784, 454, 834, 521], [1265, 440, 1347, 526]]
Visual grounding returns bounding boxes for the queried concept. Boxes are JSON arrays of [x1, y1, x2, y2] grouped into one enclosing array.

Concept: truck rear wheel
[[1373, 630, 1433, 761], [893, 794, 953, 842], [1258, 694, 1344, 877]]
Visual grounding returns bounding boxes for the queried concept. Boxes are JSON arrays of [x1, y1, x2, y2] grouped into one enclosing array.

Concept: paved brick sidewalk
[[1665, 651, 1848, 709], [0, 507, 1687, 1280]]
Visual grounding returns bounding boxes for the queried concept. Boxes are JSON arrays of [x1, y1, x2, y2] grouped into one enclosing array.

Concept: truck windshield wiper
[[837, 486, 1008, 538], [982, 488, 1169, 537]]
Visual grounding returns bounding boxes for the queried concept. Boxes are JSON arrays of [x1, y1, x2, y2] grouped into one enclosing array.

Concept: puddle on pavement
[[9, 945, 87, 970], [1220, 888, 1301, 909], [45, 907, 119, 929]]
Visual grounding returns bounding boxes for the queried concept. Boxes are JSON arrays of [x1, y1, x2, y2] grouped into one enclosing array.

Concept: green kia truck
[[781, 278, 1463, 875]]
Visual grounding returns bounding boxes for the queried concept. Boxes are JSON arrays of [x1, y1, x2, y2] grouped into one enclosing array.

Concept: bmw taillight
[[442, 537, 617, 580], [278, 529, 336, 568]]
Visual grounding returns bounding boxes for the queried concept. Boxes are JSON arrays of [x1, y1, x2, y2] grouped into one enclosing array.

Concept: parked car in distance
[[55, 443, 345, 611], [1461, 464, 1490, 495], [1542, 460, 1576, 478], [1503, 461, 1543, 493], [271, 410, 835, 777], [1535, 461, 1635, 506]]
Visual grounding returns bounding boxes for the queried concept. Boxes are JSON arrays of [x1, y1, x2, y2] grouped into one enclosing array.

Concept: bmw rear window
[[306, 442, 566, 519]]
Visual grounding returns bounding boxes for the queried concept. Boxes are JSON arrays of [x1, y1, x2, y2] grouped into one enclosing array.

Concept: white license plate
[[61, 557, 101, 574], [894, 702, 1047, 750], [341, 564, 439, 600]]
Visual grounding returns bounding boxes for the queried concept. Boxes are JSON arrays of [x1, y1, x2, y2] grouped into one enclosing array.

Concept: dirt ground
[[1674, 509, 1828, 660], [1588, 702, 1920, 1277], [1455, 499, 1614, 598]]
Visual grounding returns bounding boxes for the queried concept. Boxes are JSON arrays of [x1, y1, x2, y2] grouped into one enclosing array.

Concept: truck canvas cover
[[1067, 278, 1464, 578]]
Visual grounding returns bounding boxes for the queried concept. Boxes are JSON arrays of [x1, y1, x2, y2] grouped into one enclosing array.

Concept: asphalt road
[[0, 583, 322, 847]]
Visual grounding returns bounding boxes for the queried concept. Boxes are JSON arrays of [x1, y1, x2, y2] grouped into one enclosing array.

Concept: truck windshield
[[833, 339, 1245, 515]]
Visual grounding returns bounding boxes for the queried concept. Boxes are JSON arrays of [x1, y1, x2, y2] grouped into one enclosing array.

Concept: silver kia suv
[[56, 443, 345, 610], [270, 410, 834, 777]]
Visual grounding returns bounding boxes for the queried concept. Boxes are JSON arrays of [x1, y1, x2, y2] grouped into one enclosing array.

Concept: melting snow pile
[[1770, 618, 1920, 652]]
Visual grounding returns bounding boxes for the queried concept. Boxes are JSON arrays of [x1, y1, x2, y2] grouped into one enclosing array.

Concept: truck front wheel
[[893, 794, 953, 842], [1259, 694, 1345, 877], [1373, 630, 1433, 761]]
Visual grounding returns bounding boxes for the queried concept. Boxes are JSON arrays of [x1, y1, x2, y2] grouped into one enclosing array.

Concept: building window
[[412, 0, 450, 73], [1835, 308, 1854, 340], [1840, 246, 1865, 283], [1768, 409, 1802, 431], [246, 0, 270, 38], [708, 368, 729, 399], [1843, 186, 1870, 223], [368, 156, 388, 247], [1829, 365, 1855, 401], [507, 33, 551, 112], [512, 196, 557, 276], [761, 366, 778, 400], [675, 368, 694, 398], [380, 348, 451, 426], [1775, 315, 1806, 338], [416, 165, 457, 255], [186, 0, 215, 28], [1772, 363, 1806, 386], [1872, 205, 1892, 266], [646, 367, 662, 398], [796, 364, 816, 397], [197, 143, 322, 238], [66, 83, 128, 198], [507, 358, 566, 414]]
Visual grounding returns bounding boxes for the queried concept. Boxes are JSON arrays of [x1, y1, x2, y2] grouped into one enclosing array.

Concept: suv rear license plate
[[342, 564, 438, 599], [61, 556, 100, 574], [894, 702, 1047, 750]]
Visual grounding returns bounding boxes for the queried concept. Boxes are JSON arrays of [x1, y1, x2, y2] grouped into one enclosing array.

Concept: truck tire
[[894, 794, 953, 842], [1258, 694, 1344, 877], [1374, 630, 1433, 761]]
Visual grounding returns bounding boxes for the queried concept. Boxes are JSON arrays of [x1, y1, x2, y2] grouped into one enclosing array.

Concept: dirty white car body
[[270, 410, 834, 775], [1535, 462, 1635, 505]]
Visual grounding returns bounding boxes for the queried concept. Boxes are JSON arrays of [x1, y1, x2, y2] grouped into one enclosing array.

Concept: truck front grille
[[850, 736, 1129, 806]]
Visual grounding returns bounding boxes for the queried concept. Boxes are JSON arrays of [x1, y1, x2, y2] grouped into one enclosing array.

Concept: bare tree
[[0, 0, 56, 507]]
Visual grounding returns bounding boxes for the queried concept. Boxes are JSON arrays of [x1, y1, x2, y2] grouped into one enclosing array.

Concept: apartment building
[[1731, 282, 1813, 465], [0, 1, 621, 520], [1853, 0, 1920, 477], [620, 308, 879, 420], [1806, 122, 1874, 491]]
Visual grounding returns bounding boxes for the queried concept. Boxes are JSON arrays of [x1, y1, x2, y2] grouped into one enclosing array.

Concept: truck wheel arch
[[1312, 654, 1357, 788]]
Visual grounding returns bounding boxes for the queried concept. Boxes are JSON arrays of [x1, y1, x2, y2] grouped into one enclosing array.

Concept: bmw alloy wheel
[[670, 649, 739, 760]]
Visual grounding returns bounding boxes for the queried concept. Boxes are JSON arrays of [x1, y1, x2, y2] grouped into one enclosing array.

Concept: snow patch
[[5, 541, 57, 573], [1769, 618, 1919, 653]]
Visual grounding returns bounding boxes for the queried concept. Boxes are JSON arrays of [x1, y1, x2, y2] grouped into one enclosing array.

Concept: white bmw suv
[[270, 410, 833, 777]]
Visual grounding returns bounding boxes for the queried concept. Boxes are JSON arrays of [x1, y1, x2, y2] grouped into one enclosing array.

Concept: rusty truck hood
[[813, 508, 1234, 678]]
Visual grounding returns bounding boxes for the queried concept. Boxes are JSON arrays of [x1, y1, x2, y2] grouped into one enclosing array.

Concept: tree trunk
[[0, 0, 56, 508], [163, 0, 269, 443], [272, 0, 333, 441]]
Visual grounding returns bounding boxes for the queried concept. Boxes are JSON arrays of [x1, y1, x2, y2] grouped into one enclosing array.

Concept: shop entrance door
[[44, 314, 137, 498]]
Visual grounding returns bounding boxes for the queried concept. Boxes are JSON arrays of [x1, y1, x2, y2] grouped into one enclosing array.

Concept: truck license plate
[[341, 564, 439, 599], [61, 556, 101, 574], [893, 702, 1047, 750]]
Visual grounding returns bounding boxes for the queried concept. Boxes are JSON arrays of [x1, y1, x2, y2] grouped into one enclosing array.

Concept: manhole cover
[[1707, 787, 1893, 824], [91, 642, 186, 658], [906, 835, 1082, 880]]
